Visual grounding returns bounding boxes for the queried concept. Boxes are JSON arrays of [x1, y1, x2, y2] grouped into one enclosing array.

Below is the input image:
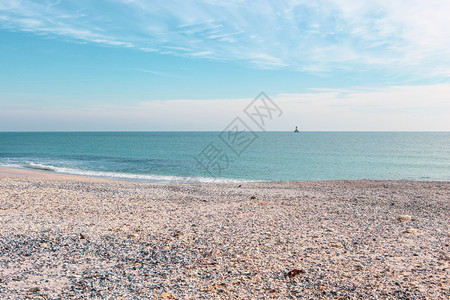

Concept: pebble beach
[[0, 168, 449, 299]]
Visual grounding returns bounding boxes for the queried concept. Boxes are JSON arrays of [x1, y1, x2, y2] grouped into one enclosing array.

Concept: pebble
[[405, 228, 418, 234], [330, 242, 344, 248], [398, 215, 412, 222]]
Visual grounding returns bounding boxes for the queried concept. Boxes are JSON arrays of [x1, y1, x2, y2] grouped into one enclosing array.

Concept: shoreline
[[0, 166, 252, 184], [1, 166, 449, 184], [0, 167, 120, 183], [0, 168, 449, 298]]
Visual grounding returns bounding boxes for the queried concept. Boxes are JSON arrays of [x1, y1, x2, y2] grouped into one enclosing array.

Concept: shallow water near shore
[[0, 132, 449, 182]]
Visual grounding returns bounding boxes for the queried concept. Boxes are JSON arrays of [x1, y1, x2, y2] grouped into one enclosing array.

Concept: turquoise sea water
[[0, 132, 449, 182]]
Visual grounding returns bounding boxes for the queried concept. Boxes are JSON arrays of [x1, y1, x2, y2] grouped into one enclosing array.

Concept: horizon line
[[1, 130, 449, 133]]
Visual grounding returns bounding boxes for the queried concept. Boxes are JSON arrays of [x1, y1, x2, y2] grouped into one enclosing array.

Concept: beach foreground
[[0, 169, 448, 299]]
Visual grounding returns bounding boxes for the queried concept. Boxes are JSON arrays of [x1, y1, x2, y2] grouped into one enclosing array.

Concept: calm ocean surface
[[0, 132, 449, 182]]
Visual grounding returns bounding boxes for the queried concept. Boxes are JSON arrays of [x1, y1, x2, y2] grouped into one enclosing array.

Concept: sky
[[0, 0, 449, 131]]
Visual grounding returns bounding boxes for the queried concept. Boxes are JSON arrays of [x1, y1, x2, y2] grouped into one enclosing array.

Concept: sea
[[0, 132, 449, 182]]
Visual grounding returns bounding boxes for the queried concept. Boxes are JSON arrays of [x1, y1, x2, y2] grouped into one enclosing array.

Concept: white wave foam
[[0, 162, 24, 169], [25, 162, 56, 171], [4, 161, 248, 183]]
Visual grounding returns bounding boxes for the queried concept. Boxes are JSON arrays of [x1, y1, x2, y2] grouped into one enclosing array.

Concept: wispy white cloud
[[276, 84, 450, 131], [1, 84, 449, 131], [280, 84, 450, 112], [133, 68, 173, 77], [1, 0, 450, 76]]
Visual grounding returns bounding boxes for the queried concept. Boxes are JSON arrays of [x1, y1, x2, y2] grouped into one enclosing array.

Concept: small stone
[[79, 233, 86, 240], [405, 228, 418, 234], [28, 287, 40, 293], [250, 196, 256, 200], [398, 215, 411, 222], [40, 243, 48, 248], [330, 242, 344, 248], [285, 269, 305, 278]]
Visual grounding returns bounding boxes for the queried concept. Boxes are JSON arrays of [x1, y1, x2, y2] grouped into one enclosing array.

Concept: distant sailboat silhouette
[[294, 126, 300, 133]]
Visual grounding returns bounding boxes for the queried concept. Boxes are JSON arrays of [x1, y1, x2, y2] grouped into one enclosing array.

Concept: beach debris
[[405, 228, 418, 234], [172, 230, 182, 237], [285, 269, 305, 278], [397, 215, 411, 222], [28, 287, 40, 293], [330, 242, 344, 248], [39, 243, 48, 248], [79, 233, 86, 240], [127, 233, 139, 239], [250, 195, 256, 200], [161, 292, 176, 299]]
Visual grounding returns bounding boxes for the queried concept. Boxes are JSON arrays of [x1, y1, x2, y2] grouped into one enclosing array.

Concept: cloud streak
[[1, 0, 450, 77]]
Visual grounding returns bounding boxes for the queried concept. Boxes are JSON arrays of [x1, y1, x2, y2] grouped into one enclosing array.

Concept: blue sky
[[0, 0, 449, 130]]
